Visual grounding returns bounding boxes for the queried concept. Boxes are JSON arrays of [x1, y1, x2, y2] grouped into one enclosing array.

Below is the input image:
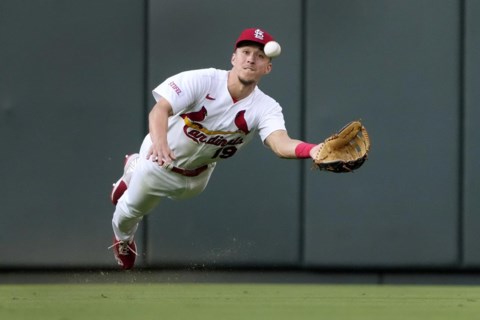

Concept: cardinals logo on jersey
[[234, 110, 249, 135], [180, 107, 249, 146]]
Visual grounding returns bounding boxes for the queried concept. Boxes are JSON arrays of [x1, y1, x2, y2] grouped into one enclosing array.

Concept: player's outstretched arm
[[265, 130, 317, 159]]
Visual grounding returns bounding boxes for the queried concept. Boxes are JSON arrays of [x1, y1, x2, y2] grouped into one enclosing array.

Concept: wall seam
[[458, 0, 466, 268], [142, 0, 150, 268], [299, 0, 308, 268]]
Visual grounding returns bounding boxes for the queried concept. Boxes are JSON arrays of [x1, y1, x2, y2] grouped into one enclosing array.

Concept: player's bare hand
[[147, 144, 176, 166], [309, 143, 324, 159]]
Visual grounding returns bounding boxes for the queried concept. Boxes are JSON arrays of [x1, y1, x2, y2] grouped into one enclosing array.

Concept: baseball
[[264, 41, 281, 58]]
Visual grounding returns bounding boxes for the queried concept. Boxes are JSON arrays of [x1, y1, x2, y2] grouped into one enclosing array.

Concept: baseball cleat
[[111, 153, 139, 205], [109, 237, 137, 270]]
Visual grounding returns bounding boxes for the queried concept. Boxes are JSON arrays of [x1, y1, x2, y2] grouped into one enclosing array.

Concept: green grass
[[2, 283, 480, 320]]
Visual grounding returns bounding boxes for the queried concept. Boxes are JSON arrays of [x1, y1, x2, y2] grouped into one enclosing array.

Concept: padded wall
[[1, 0, 478, 271], [0, 0, 145, 267], [463, 0, 480, 267], [145, 0, 303, 267], [303, 0, 460, 268]]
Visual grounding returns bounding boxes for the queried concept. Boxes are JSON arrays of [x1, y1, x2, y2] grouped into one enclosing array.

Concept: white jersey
[[151, 68, 286, 169]]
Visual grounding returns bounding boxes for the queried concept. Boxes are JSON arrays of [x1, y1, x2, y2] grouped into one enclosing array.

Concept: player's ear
[[231, 52, 236, 65], [264, 62, 272, 74]]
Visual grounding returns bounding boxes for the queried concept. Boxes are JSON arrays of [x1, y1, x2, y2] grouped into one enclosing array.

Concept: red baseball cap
[[235, 28, 274, 48]]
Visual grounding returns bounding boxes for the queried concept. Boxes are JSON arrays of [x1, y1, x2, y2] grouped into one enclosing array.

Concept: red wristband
[[295, 142, 316, 159]]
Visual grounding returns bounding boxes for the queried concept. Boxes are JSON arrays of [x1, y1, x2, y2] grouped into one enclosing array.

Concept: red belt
[[171, 165, 209, 177]]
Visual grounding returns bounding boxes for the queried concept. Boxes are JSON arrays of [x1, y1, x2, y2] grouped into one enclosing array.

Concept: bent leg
[[111, 157, 163, 241], [112, 192, 160, 241]]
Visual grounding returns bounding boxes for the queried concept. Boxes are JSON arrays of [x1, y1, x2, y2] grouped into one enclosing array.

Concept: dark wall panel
[[0, 0, 145, 267], [145, 0, 303, 267], [462, 0, 480, 267], [303, 0, 460, 268], [0, 0, 475, 271]]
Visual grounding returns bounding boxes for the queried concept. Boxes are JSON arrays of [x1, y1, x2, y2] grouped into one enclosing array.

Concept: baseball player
[[109, 28, 323, 270]]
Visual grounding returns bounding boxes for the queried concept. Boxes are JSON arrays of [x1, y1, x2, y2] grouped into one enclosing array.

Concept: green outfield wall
[[1, 0, 478, 271]]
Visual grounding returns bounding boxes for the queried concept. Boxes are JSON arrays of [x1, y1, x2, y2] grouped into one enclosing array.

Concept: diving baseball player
[[109, 28, 322, 269]]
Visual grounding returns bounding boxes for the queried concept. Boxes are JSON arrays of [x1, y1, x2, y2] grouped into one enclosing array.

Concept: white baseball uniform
[[112, 68, 286, 241]]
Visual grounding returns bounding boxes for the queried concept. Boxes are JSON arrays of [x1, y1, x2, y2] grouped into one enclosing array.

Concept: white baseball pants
[[112, 136, 215, 241]]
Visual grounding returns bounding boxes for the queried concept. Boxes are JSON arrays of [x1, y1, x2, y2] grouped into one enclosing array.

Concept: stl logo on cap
[[235, 28, 274, 48], [253, 29, 264, 40]]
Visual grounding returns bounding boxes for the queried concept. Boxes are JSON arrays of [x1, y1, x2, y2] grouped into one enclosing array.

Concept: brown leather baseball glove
[[313, 120, 370, 173]]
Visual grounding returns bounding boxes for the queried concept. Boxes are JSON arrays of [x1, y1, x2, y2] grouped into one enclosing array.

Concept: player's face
[[231, 45, 272, 85]]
